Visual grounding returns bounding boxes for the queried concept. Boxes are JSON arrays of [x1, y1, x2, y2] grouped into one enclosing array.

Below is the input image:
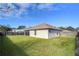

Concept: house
[[29, 23, 61, 39], [6, 23, 75, 39], [7, 23, 61, 39], [5, 23, 76, 39]]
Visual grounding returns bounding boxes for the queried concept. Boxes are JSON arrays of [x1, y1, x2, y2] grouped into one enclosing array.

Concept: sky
[[0, 3, 79, 28]]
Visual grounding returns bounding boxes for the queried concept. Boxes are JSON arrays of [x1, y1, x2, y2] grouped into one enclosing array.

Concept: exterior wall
[[48, 30, 61, 38], [30, 30, 36, 37], [30, 29, 49, 39]]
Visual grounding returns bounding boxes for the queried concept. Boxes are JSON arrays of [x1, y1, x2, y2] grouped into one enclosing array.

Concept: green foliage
[[0, 25, 12, 31], [17, 26, 26, 29], [66, 26, 75, 31], [59, 27, 66, 30], [59, 26, 76, 31]]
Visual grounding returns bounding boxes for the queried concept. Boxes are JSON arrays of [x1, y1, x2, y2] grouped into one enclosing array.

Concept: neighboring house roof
[[30, 23, 61, 30]]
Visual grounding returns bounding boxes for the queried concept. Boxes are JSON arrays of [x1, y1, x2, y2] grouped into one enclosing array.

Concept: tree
[[0, 25, 12, 32], [17, 26, 26, 29], [59, 27, 66, 30], [66, 26, 75, 31]]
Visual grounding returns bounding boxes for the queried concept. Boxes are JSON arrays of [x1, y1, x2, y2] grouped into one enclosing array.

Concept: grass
[[0, 35, 75, 56]]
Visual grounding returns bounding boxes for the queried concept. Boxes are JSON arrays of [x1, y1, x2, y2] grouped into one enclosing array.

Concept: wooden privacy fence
[[60, 32, 77, 37], [75, 32, 79, 56], [5, 31, 29, 36]]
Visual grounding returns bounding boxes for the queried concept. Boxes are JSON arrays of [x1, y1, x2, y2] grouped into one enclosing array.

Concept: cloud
[[0, 3, 17, 17], [0, 3, 32, 17], [37, 3, 54, 10], [0, 3, 59, 18], [14, 3, 31, 16]]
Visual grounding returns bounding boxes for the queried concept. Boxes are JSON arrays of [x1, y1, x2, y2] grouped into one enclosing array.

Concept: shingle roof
[[30, 23, 58, 30]]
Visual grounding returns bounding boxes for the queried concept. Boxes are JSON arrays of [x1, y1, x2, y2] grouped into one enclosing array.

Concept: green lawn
[[0, 35, 75, 56]]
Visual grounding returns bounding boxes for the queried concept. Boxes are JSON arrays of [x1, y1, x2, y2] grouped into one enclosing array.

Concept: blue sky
[[0, 3, 79, 28]]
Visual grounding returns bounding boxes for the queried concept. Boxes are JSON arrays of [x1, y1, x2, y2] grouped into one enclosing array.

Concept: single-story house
[[29, 23, 61, 39], [7, 23, 75, 39], [8, 23, 61, 39]]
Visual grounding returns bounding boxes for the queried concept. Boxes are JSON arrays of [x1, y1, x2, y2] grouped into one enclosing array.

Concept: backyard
[[0, 35, 75, 56]]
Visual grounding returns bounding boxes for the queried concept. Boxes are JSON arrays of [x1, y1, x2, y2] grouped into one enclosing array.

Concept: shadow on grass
[[0, 36, 28, 56]]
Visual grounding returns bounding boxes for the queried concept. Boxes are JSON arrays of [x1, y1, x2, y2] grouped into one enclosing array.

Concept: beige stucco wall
[[30, 29, 49, 39]]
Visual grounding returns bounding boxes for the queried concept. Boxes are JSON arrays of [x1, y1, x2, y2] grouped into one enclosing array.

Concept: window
[[49, 29, 53, 33], [49, 30, 51, 33]]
